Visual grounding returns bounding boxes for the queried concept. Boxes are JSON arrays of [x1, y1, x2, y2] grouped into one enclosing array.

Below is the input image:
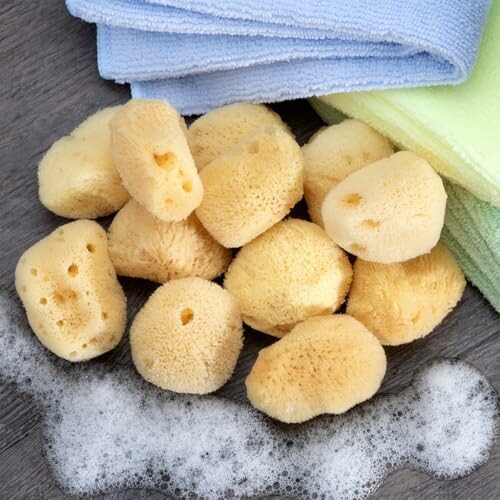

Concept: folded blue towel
[[98, 26, 415, 82], [68, 0, 491, 114], [131, 54, 455, 115]]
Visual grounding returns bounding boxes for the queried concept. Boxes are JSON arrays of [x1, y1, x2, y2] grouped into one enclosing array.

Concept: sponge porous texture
[[196, 125, 304, 248], [347, 243, 466, 345], [15, 220, 127, 361], [246, 314, 387, 423], [303, 119, 393, 226], [108, 199, 231, 283], [38, 106, 130, 219], [111, 99, 203, 222], [188, 102, 290, 170], [322, 151, 447, 263], [130, 277, 243, 394], [224, 218, 352, 337]]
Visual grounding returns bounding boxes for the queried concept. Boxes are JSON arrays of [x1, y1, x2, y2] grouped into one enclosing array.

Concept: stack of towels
[[67, 0, 491, 114], [67, 0, 498, 311]]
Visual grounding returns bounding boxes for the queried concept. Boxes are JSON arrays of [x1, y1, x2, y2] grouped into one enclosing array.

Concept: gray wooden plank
[[0, 1, 498, 499]]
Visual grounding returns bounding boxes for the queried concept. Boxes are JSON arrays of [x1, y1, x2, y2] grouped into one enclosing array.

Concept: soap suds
[[0, 290, 497, 499]]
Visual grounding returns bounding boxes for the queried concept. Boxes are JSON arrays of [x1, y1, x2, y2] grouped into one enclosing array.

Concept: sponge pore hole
[[154, 152, 176, 170], [343, 193, 363, 207], [101, 312, 108, 320], [182, 180, 193, 193], [144, 358, 154, 369], [247, 141, 260, 154], [40, 297, 47, 305], [56, 320, 64, 328], [67, 264, 79, 277], [361, 219, 381, 229], [68, 351, 78, 358], [30, 268, 38, 276], [86, 243, 96, 253], [180, 308, 194, 325]]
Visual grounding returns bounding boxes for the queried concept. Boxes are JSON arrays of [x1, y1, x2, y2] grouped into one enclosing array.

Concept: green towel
[[311, 0, 500, 208], [310, 104, 500, 313]]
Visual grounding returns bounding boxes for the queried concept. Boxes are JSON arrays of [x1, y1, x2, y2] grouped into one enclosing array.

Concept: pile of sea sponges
[[16, 100, 465, 423]]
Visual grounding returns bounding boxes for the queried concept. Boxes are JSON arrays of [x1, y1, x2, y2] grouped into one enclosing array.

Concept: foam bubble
[[0, 290, 497, 498]]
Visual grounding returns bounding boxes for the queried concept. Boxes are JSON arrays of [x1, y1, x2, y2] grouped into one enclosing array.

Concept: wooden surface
[[0, 1, 498, 498]]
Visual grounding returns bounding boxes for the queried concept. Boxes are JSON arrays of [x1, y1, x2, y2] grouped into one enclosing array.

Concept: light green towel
[[312, 0, 500, 208]]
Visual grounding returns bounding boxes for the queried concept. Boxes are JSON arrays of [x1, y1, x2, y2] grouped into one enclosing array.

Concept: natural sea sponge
[[108, 199, 231, 283], [302, 119, 393, 226], [187, 103, 290, 169], [111, 99, 203, 222], [130, 277, 243, 394], [196, 126, 304, 248], [15, 220, 126, 361], [347, 243, 466, 346], [246, 314, 386, 423], [38, 106, 130, 219], [224, 219, 352, 337], [322, 151, 447, 263]]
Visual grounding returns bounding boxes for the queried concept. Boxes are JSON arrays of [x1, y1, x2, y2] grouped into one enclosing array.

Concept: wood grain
[[0, 1, 498, 499]]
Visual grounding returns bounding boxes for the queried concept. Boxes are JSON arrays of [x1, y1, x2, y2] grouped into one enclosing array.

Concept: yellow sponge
[[108, 199, 231, 283], [38, 106, 130, 219], [15, 220, 127, 362], [224, 218, 352, 337], [130, 277, 243, 394], [188, 103, 290, 169], [303, 119, 393, 226], [246, 314, 386, 423], [347, 243, 466, 345], [111, 99, 203, 222], [322, 151, 447, 263], [196, 125, 304, 248]]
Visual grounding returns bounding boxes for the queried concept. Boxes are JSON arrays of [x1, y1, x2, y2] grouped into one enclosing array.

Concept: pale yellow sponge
[[111, 99, 203, 222], [224, 218, 352, 337], [303, 119, 393, 226], [130, 277, 243, 394], [108, 199, 231, 283], [196, 126, 304, 248], [322, 151, 447, 263], [246, 314, 386, 423], [15, 220, 127, 362], [187, 103, 290, 169], [38, 106, 130, 219], [347, 243, 466, 346]]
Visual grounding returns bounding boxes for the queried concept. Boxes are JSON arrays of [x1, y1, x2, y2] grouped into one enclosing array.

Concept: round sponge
[[188, 103, 290, 169], [302, 119, 393, 226], [108, 199, 231, 283], [224, 218, 352, 337], [196, 125, 304, 248], [111, 99, 203, 222], [130, 277, 243, 394], [322, 151, 447, 263], [15, 220, 127, 362], [38, 106, 130, 219], [347, 243, 466, 346], [245, 314, 387, 423]]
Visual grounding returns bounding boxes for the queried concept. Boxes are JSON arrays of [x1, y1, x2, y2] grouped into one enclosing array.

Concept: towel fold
[[98, 26, 415, 82], [67, 0, 491, 114], [312, 0, 499, 208]]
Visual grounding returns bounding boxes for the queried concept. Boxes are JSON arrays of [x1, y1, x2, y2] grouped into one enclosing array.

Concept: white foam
[[0, 291, 497, 498]]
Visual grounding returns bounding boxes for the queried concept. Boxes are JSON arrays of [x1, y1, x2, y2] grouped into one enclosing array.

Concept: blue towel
[[67, 0, 491, 115], [98, 26, 415, 82]]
